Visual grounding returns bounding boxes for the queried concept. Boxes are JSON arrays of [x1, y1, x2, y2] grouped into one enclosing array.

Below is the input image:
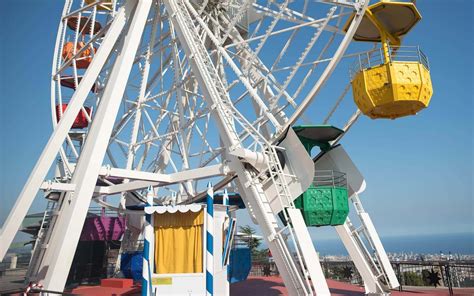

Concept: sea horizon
[[312, 232, 474, 256], [7, 232, 473, 257]]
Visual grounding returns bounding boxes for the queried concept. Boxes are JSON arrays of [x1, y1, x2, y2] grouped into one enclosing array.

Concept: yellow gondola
[[345, 1, 433, 119]]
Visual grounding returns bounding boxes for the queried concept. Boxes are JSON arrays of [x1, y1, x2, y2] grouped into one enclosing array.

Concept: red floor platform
[[66, 276, 474, 295], [230, 276, 474, 296], [69, 283, 141, 295]]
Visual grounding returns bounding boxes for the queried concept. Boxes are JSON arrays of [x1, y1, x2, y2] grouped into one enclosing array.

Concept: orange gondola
[[62, 41, 96, 69]]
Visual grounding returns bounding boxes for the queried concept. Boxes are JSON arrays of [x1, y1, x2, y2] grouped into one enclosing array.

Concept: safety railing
[[88, 206, 119, 217], [392, 261, 474, 292], [313, 170, 347, 188], [318, 259, 474, 295], [350, 45, 430, 79]]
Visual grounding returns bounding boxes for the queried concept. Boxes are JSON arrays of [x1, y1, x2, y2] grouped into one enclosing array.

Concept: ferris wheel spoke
[[144, 54, 174, 96], [291, 17, 344, 103], [110, 107, 137, 141], [65, 135, 80, 160], [256, 2, 348, 31], [251, 0, 291, 54], [194, 120, 221, 166], [185, 1, 281, 131], [62, 2, 97, 19], [150, 132, 181, 175], [50, 0, 371, 202], [125, 4, 161, 171], [323, 82, 352, 124], [193, 116, 227, 165], [284, 0, 368, 130], [273, 8, 337, 106], [318, 0, 360, 9], [216, 15, 296, 116]]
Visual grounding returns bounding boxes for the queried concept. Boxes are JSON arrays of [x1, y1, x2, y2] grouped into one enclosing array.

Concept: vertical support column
[[0, 2, 130, 261], [223, 189, 229, 214], [37, 0, 152, 291], [161, 1, 310, 293], [287, 209, 331, 296], [206, 183, 214, 296], [335, 220, 384, 294], [359, 212, 399, 289], [222, 189, 230, 295], [142, 186, 155, 296]]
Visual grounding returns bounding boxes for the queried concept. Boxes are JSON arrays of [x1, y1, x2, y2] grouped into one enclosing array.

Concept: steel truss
[[0, 0, 401, 295]]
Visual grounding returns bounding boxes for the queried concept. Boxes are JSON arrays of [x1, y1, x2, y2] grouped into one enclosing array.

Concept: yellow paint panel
[[351, 62, 433, 119], [152, 277, 173, 285], [85, 0, 113, 10], [154, 211, 204, 274]]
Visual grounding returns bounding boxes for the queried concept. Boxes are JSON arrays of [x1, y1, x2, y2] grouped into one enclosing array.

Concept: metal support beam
[[163, 1, 318, 294], [335, 192, 399, 295], [335, 220, 386, 294], [36, 0, 152, 291], [0, 2, 131, 261], [284, 0, 369, 134], [101, 163, 228, 184], [287, 209, 330, 295]]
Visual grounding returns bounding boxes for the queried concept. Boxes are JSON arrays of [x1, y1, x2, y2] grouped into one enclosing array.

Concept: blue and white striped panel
[[223, 188, 230, 293], [223, 189, 229, 213], [206, 183, 214, 296], [142, 186, 154, 296]]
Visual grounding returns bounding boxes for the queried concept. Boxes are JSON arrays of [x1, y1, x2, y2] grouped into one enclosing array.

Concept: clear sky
[[0, 0, 472, 244]]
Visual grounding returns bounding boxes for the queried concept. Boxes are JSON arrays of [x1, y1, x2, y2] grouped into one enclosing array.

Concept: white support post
[[36, 0, 152, 291], [0, 2, 131, 262], [359, 212, 399, 289], [287, 209, 330, 296], [206, 183, 214, 296], [142, 186, 155, 296], [335, 220, 386, 294], [162, 1, 311, 294], [335, 191, 400, 295]]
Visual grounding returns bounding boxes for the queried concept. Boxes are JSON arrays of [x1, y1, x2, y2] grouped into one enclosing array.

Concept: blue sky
[[0, 0, 472, 245]]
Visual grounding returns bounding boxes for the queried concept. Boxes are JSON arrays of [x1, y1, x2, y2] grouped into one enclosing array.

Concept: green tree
[[403, 271, 424, 286], [239, 225, 262, 253], [252, 248, 270, 263]]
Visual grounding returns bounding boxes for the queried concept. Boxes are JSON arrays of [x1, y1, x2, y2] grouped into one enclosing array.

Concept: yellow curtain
[[154, 210, 204, 274]]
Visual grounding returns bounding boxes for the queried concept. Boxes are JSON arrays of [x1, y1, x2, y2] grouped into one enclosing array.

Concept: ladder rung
[[352, 225, 365, 234]]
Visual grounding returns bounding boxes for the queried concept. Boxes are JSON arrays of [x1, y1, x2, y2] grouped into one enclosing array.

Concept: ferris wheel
[[0, 0, 432, 294], [51, 0, 367, 200]]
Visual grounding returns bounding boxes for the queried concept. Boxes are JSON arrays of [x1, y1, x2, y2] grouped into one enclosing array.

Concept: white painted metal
[[284, 0, 369, 130], [165, 1, 299, 294], [0, 1, 398, 295], [25, 201, 58, 281], [264, 129, 315, 214], [360, 212, 400, 289], [0, 2, 130, 262], [335, 221, 387, 294], [314, 145, 366, 197], [315, 146, 400, 294], [287, 208, 330, 296], [38, 0, 152, 291], [162, 1, 320, 294]]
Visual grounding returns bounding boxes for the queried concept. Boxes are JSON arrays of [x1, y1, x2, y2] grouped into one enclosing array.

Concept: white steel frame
[[0, 1, 407, 295]]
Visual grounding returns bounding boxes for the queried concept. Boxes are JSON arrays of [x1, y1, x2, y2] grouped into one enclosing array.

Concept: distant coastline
[[313, 232, 474, 255], [8, 232, 473, 257]]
